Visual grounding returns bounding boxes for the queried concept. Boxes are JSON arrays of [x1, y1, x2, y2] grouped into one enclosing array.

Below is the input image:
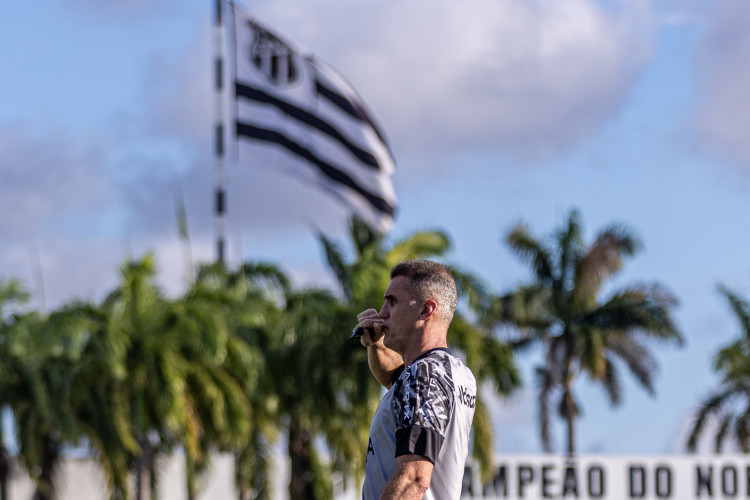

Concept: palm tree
[[9, 304, 96, 500], [274, 288, 348, 500], [100, 255, 182, 500], [0, 279, 32, 500], [99, 254, 257, 500], [170, 282, 257, 500], [65, 257, 274, 500], [68, 301, 136, 500], [489, 209, 683, 454], [319, 217, 521, 480], [0, 281, 110, 500], [688, 285, 750, 452], [0, 289, 138, 500], [194, 260, 356, 500], [186, 261, 287, 500]]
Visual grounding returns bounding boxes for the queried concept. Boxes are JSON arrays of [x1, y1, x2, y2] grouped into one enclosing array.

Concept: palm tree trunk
[[235, 432, 271, 500], [288, 416, 315, 500], [134, 437, 153, 500], [237, 485, 249, 500], [565, 406, 575, 456], [0, 411, 8, 500], [0, 444, 9, 500], [185, 451, 204, 500], [33, 433, 61, 500], [135, 463, 150, 500], [186, 453, 196, 500], [563, 337, 577, 456], [562, 380, 577, 456], [234, 449, 250, 500]]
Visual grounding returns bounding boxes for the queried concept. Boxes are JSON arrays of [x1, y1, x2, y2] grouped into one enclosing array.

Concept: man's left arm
[[379, 454, 434, 500]]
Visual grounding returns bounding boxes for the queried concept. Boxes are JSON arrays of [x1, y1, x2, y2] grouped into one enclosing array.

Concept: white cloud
[[694, 0, 750, 168], [123, 0, 657, 234], [0, 118, 213, 308], [0, 123, 119, 239], [0, 230, 214, 311], [0, 121, 347, 309], [141, 26, 213, 146], [254, 0, 654, 160], [0, 0, 661, 309]]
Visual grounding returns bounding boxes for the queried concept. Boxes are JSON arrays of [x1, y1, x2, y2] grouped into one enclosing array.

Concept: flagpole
[[213, 0, 226, 264]]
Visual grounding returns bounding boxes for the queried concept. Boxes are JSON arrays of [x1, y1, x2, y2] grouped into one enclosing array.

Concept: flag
[[229, 3, 397, 234]]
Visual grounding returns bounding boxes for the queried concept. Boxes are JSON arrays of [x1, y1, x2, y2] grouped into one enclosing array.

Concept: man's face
[[378, 275, 422, 354]]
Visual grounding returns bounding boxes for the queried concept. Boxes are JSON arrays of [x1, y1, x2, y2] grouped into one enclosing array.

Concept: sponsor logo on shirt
[[458, 385, 476, 408]]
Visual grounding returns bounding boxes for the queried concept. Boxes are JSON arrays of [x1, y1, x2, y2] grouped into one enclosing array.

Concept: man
[[354, 260, 477, 500]]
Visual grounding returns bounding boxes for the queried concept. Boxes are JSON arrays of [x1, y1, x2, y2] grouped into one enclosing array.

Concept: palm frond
[[387, 230, 451, 264], [735, 416, 750, 453], [573, 225, 641, 308], [605, 335, 656, 395], [718, 284, 750, 341], [471, 396, 495, 482], [601, 356, 622, 407], [448, 315, 521, 395], [487, 287, 552, 331], [711, 341, 750, 380], [449, 265, 493, 315], [687, 387, 736, 451], [586, 285, 682, 344], [479, 335, 521, 396], [349, 217, 380, 257], [578, 326, 606, 380], [556, 209, 584, 297], [0, 279, 31, 319], [317, 232, 351, 299], [714, 413, 732, 453], [240, 261, 291, 296], [506, 224, 554, 284]]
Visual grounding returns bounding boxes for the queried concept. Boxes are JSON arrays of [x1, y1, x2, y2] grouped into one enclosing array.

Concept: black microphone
[[349, 326, 374, 340]]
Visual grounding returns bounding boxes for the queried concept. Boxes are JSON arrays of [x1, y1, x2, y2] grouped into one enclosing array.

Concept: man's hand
[[355, 308, 385, 346], [354, 308, 403, 388], [379, 455, 433, 500]]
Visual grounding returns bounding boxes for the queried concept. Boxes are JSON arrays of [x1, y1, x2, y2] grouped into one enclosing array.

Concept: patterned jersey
[[362, 348, 477, 500]]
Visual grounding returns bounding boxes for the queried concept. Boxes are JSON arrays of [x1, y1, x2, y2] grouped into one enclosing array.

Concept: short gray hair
[[390, 260, 457, 323]]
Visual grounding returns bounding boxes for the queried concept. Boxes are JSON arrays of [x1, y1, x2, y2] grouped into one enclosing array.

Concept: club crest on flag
[[248, 23, 300, 88], [231, 3, 397, 234]]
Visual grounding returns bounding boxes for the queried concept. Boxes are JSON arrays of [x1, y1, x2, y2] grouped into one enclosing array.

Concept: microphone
[[349, 326, 374, 340]]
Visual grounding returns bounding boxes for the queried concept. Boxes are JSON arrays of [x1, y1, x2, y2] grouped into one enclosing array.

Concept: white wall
[[7, 454, 256, 499]]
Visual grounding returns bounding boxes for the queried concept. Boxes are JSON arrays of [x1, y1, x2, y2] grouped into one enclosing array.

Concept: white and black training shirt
[[362, 348, 477, 500]]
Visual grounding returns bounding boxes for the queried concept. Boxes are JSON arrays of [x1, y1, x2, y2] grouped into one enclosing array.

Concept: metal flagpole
[[213, 0, 226, 264]]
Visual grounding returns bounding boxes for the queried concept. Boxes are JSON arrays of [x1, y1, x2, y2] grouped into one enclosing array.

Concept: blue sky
[[3, 0, 750, 456]]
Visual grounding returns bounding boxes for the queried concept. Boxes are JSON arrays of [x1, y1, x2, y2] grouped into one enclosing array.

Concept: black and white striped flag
[[230, 4, 397, 234]]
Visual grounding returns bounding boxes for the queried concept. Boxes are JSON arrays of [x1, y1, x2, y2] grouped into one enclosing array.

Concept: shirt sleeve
[[391, 355, 454, 463]]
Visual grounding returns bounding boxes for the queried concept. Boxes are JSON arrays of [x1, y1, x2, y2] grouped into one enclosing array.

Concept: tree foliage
[[488, 209, 683, 454], [0, 210, 692, 498], [688, 285, 750, 452]]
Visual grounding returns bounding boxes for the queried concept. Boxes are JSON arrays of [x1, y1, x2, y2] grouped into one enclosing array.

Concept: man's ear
[[420, 300, 437, 320]]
